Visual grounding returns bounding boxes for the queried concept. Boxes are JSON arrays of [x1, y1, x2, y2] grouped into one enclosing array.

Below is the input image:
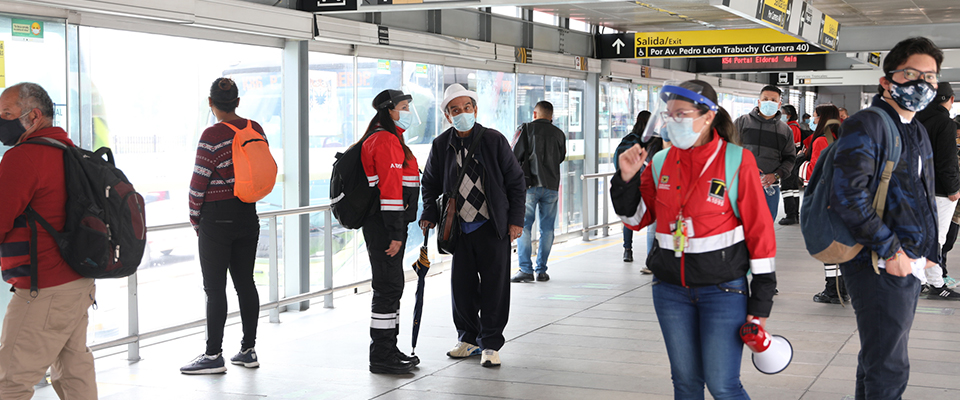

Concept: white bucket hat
[[440, 83, 478, 112]]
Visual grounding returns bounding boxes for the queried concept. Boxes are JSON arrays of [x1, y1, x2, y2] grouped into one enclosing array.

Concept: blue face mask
[[664, 115, 706, 150], [451, 112, 476, 132], [780, 115, 788, 122], [809, 121, 817, 131], [888, 78, 936, 112], [759, 101, 779, 117], [395, 110, 416, 130]]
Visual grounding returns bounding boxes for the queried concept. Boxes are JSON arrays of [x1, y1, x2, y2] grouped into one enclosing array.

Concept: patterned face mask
[[887, 78, 936, 112]]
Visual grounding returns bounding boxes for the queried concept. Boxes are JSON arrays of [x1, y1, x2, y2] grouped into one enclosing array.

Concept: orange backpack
[[222, 120, 277, 203]]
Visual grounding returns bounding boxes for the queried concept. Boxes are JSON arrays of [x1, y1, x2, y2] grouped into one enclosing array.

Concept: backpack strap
[[651, 145, 742, 219], [724, 142, 743, 219], [861, 107, 902, 273]]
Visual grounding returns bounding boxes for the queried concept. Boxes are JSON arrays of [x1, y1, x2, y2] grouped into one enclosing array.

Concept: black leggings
[[198, 198, 261, 356]]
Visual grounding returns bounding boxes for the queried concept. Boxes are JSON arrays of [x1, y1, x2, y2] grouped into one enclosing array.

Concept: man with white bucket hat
[[419, 84, 525, 368]]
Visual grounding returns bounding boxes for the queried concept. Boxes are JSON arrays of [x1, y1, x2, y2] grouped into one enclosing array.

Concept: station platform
[[35, 224, 960, 400]]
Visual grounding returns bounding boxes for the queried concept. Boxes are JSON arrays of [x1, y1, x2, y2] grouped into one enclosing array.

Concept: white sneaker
[[480, 349, 500, 367], [446, 342, 481, 358]]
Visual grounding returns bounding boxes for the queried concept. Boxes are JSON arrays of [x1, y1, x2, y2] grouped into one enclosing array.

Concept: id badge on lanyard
[[670, 215, 694, 258]]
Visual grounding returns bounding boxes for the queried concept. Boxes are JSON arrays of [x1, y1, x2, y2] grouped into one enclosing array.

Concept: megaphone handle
[[751, 318, 760, 325]]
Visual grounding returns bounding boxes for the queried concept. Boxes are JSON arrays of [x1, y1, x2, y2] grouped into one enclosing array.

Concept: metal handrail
[[100, 203, 339, 360], [581, 171, 618, 241]]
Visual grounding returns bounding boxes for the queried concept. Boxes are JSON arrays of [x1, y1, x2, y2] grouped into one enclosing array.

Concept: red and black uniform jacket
[[362, 127, 420, 241], [611, 133, 777, 317], [0, 127, 84, 289]]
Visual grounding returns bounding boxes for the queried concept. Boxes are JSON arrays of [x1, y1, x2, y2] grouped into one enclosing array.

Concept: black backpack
[[330, 135, 378, 229], [19, 138, 146, 294]]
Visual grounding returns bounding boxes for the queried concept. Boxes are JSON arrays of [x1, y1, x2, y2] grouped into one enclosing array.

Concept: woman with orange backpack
[[181, 78, 267, 374]]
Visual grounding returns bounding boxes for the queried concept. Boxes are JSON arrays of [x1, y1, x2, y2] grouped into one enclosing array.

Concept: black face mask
[[0, 113, 29, 146]]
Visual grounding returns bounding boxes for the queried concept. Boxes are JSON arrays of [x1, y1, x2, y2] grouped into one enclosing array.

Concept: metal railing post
[[324, 210, 334, 308], [126, 273, 140, 361], [602, 175, 610, 237], [581, 174, 590, 241], [268, 216, 280, 323]]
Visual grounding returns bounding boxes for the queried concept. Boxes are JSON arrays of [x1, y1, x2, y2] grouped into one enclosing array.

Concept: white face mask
[[665, 115, 707, 150]]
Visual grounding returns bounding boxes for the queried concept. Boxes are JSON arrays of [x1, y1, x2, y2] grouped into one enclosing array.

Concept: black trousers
[[362, 213, 407, 362], [451, 221, 511, 351], [942, 221, 959, 277], [840, 262, 921, 400], [198, 198, 260, 356]]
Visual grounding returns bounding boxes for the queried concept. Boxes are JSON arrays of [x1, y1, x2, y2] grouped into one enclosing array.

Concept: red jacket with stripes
[[612, 133, 777, 317], [362, 127, 420, 241]]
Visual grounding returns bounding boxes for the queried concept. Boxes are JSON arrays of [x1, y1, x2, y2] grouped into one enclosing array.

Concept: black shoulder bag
[[437, 128, 485, 254]]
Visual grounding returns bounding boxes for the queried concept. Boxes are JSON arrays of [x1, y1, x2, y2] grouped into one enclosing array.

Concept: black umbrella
[[410, 227, 431, 355]]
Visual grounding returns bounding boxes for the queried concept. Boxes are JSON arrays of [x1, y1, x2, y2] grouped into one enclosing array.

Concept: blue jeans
[[518, 187, 559, 274], [764, 186, 780, 221], [652, 276, 751, 400], [840, 262, 921, 400], [646, 222, 657, 253]]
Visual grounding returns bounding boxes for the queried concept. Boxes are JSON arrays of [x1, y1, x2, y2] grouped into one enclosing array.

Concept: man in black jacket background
[[917, 82, 960, 297], [510, 101, 567, 283]]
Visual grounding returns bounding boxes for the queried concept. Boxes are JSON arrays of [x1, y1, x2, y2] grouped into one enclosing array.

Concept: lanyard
[[672, 139, 723, 256]]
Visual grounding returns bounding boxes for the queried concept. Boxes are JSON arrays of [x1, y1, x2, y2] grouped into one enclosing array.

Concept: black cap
[[376, 89, 413, 109], [935, 82, 954, 103]]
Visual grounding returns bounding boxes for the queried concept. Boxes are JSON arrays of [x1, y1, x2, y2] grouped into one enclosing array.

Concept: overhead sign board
[[596, 29, 826, 59], [712, 0, 841, 52], [694, 54, 824, 72], [297, 0, 358, 12], [794, 70, 882, 87]]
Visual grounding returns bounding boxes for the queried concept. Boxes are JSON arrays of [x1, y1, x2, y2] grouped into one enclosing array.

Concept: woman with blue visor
[[611, 80, 778, 399]]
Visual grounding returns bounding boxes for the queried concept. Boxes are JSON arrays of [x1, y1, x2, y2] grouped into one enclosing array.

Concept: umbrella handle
[[422, 226, 429, 239]]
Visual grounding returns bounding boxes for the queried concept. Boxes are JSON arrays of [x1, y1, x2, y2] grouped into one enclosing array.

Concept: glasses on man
[[660, 109, 701, 122], [890, 68, 939, 84]]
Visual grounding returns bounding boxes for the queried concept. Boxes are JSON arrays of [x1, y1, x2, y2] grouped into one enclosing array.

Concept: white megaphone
[[740, 319, 793, 374]]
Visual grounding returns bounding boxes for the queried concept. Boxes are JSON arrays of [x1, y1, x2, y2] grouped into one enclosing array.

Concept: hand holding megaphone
[[740, 319, 793, 374]]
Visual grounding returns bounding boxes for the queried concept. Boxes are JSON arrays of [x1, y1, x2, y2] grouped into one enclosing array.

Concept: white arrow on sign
[[612, 38, 625, 55]]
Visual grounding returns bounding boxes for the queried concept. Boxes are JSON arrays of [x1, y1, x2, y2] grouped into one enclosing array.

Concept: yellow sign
[[819, 15, 839, 51], [632, 28, 825, 58], [0, 41, 4, 87], [758, 0, 792, 29]]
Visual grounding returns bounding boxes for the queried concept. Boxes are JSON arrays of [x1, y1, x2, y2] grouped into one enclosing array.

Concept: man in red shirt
[[0, 83, 97, 400]]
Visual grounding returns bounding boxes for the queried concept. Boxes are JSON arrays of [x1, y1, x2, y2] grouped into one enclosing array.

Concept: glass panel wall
[[0, 13, 68, 332], [78, 26, 283, 341], [563, 79, 585, 232]]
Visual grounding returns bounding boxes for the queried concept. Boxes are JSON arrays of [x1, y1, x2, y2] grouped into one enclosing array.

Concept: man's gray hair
[[11, 82, 54, 118]]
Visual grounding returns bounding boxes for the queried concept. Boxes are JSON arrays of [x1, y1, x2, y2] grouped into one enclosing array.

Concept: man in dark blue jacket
[[831, 37, 942, 400], [419, 84, 525, 368]]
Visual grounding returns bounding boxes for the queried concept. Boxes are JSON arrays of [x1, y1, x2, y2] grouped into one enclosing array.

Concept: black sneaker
[[812, 291, 840, 304], [181, 353, 227, 375], [536, 272, 550, 282], [370, 355, 415, 374], [778, 216, 797, 225], [511, 271, 534, 283], [623, 249, 634, 262], [928, 285, 960, 301], [395, 350, 420, 366], [230, 348, 259, 368]]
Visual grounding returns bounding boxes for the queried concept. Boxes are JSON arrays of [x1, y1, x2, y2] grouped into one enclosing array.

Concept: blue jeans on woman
[[652, 276, 751, 400], [518, 187, 559, 274]]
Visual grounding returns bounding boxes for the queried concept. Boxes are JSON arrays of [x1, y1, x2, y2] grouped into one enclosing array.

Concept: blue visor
[[659, 85, 718, 111]]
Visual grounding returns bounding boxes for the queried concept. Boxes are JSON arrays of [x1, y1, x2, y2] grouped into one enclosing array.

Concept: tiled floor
[[35, 224, 960, 399]]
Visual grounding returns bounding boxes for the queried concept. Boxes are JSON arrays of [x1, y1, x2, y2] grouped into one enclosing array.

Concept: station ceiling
[[535, 0, 960, 31]]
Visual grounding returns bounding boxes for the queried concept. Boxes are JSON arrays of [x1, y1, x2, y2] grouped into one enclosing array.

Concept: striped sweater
[[189, 119, 266, 230]]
